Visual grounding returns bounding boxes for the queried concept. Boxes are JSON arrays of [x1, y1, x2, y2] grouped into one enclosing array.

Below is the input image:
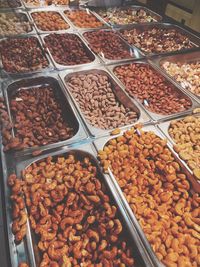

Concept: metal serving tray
[[0, 34, 54, 79], [1, 142, 154, 267], [29, 8, 73, 34], [116, 22, 200, 57], [41, 32, 100, 70], [0, 10, 36, 38], [0, 0, 24, 11], [60, 66, 151, 138], [62, 6, 109, 31], [107, 60, 199, 122], [157, 112, 200, 185], [150, 50, 200, 104], [80, 28, 142, 65], [1, 72, 88, 156], [90, 5, 162, 28], [94, 124, 200, 267]]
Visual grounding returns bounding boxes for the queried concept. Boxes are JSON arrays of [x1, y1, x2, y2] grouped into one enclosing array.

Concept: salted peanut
[[64, 10, 104, 28], [9, 155, 135, 266], [32, 11, 69, 31], [169, 115, 200, 180], [98, 126, 200, 266], [162, 61, 200, 97]]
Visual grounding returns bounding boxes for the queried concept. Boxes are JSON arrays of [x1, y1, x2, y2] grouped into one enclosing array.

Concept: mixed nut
[[120, 27, 195, 54], [23, 0, 69, 6], [83, 30, 133, 60], [98, 127, 200, 267], [0, 0, 21, 8], [162, 61, 200, 97], [66, 72, 138, 130], [114, 63, 192, 115], [0, 36, 49, 73], [31, 11, 70, 31], [169, 115, 200, 180], [0, 12, 32, 37], [8, 154, 136, 266], [44, 33, 94, 66]]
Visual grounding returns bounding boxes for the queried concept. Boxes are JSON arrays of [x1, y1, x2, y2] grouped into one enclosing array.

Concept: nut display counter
[[0, 0, 200, 267]]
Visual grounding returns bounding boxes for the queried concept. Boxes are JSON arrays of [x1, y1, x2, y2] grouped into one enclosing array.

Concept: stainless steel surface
[[116, 22, 200, 57], [40, 31, 100, 70], [60, 66, 151, 138], [93, 124, 200, 267], [150, 51, 200, 104], [0, 34, 54, 78], [1, 72, 88, 156], [157, 112, 200, 187], [1, 141, 154, 267], [28, 8, 73, 34], [0, 10, 36, 38], [80, 28, 143, 65], [90, 5, 162, 28], [107, 60, 199, 122]]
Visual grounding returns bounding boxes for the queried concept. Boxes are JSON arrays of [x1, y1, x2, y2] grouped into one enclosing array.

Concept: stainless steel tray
[[62, 6, 110, 31], [1, 142, 154, 267], [80, 28, 143, 65], [116, 22, 200, 57], [1, 72, 88, 156], [150, 50, 200, 104], [107, 60, 199, 122], [157, 112, 200, 185], [28, 8, 73, 34], [60, 66, 151, 138], [40, 32, 100, 70], [0, 34, 54, 78], [0, 10, 36, 38], [90, 5, 162, 28], [94, 124, 200, 267]]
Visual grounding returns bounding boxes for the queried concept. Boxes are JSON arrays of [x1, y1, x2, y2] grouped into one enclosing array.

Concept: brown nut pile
[[0, 37, 48, 73], [66, 72, 138, 129], [97, 7, 158, 25], [9, 155, 135, 266], [162, 61, 200, 97], [64, 10, 104, 28], [169, 116, 200, 180], [114, 63, 192, 115], [32, 11, 69, 31], [8, 174, 27, 244], [0, 0, 21, 8], [44, 33, 94, 66], [0, 13, 32, 37], [2, 85, 75, 151], [120, 27, 195, 54], [23, 0, 69, 6], [98, 127, 200, 267], [83, 30, 133, 60], [18, 263, 29, 267]]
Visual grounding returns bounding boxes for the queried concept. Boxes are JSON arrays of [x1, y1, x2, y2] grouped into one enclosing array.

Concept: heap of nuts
[[162, 61, 200, 96], [114, 63, 191, 115], [64, 10, 104, 28], [98, 126, 200, 267], [2, 85, 75, 151], [9, 155, 135, 266], [97, 7, 158, 25], [23, 0, 69, 6], [0, 13, 32, 37], [0, 37, 48, 73], [32, 11, 69, 31], [44, 33, 94, 66], [169, 115, 200, 180], [83, 30, 133, 60], [0, 0, 21, 8], [120, 27, 194, 54], [66, 72, 138, 129]]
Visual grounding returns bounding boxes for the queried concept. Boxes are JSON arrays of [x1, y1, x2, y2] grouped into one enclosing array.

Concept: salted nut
[[169, 115, 200, 180], [98, 126, 200, 267], [8, 155, 135, 266]]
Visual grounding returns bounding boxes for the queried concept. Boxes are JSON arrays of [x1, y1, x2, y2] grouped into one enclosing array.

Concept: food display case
[[0, 0, 200, 267]]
